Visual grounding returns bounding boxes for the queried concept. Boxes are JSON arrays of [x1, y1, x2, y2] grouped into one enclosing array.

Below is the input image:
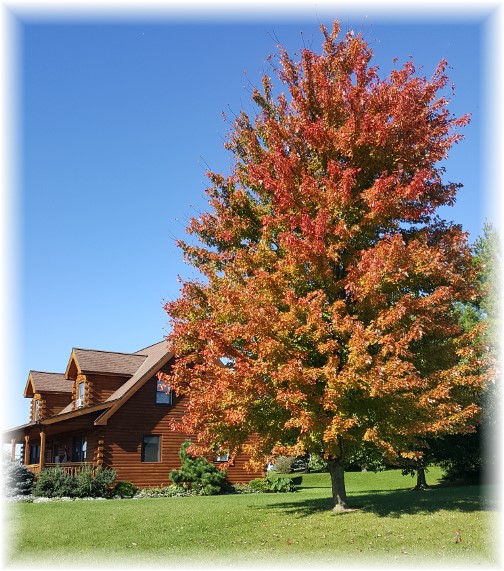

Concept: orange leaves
[[163, 20, 486, 469]]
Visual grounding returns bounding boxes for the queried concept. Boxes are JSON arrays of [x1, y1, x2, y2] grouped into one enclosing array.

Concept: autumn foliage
[[162, 22, 488, 509]]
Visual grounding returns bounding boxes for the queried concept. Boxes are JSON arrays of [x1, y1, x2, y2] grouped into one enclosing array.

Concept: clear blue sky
[[3, 9, 496, 429]]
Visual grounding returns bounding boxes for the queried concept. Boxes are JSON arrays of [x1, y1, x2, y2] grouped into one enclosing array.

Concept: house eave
[[41, 402, 113, 425]]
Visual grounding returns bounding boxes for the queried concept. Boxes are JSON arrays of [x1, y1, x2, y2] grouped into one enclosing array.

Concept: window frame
[[77, 381, 85, 405], [156, 379, 173, 405], [29, 443, 40, 465], [72, 436, 87, 463], [141, 434, 161, 463], [213, 446, 230, 463]]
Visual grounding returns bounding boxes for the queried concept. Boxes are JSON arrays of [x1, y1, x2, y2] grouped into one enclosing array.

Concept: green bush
[[170, 441, 227, 496], [307, 454, 328, 472], [268, 475, 297, 493], [74, 467, 96, 497], [32, 466, 116, 498], [113, 481, 138, 498], [345, 443, 387, 472], [2, 461, 35, 497], [232, 482, 254, 494], [248, 478, 271, 493], [74, 466, 116, 498], [90, 466, 117, 497], [246, 475, 297, 493], [32, 467, 76, 498], [138, 484, 188, 498]]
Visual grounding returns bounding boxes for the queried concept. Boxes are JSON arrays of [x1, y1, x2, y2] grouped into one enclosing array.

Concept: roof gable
[[64, 348, 147, 379], [94, 340, 173, 425], [23, 372, 72, 398], [19, 340, 173, 424]]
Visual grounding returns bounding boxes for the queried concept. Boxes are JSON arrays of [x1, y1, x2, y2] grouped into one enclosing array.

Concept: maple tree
[[162, 22, 489, 510]]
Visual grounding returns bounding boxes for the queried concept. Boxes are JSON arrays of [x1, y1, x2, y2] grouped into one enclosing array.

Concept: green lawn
[[4, 467, 499, 567]]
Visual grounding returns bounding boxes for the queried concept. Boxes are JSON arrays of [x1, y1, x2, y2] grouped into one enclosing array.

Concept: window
[[72, 436, 87, 462], [142, 435, 161, 462], [213, 447, 230, 462], [52, 442, 60, 463], [34, 399, 40, 421], [77, 381, 85, 406], [156, 379, 172, 405], [29, 443, 40, 465]]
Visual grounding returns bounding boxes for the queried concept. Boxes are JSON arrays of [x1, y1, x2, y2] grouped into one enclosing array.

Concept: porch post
[[40, 427, 46, 470], [24, 435, 30, 465], [10, 438, 16, 462]]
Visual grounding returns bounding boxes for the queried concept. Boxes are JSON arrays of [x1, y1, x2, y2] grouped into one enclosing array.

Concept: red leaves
[[163, 20, 485, 467]]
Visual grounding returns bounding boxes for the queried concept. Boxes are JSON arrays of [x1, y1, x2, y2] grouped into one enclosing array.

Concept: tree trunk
[[327, 458, 349, 511], [414, 464, 429, 490]]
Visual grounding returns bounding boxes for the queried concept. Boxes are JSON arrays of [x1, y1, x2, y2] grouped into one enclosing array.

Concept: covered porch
[[2, 410, 107, 477]]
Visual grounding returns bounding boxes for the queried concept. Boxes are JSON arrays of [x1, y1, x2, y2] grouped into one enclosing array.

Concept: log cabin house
[[2, 340, 263, 487]]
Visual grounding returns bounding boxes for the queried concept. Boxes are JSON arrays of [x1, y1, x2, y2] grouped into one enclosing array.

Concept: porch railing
[[25, 464, 42, 476], [45, 462, 96, 477], [26, 462, 96, 477]]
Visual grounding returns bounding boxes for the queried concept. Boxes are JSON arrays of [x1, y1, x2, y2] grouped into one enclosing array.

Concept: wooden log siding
[[86, 373, 130, 405], [95, 435, 105, 467], [104, 374, 264, 488], [43, 393, 73, 418], [30, 395, 42, 422]]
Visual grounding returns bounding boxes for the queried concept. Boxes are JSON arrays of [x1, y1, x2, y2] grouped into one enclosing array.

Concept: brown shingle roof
[[36, 341, 172, 420], [104, 341, 171, 402], [56, 341, 172, 418], [30, 372, 72, 394], [72, 348, 147, 376]]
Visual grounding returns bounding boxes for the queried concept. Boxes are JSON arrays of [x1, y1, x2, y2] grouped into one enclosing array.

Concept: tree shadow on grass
[[260, 484, 490, 518]]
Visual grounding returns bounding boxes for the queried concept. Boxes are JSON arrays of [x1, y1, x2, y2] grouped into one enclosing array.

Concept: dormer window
[[76, 381, 85, 407]]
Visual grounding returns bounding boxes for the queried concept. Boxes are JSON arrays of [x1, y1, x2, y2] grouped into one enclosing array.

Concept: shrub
[[90, 466, 117, 497], [32, 466, 116, 498], [137, 484, 189, 498], [267, 475, 297, 493], [271, 456, 295, 474], [2, 461, 35, 497], [345, 443, 387, 472], [73, 467, 96, 498], [307, 454, 328, 473], [246, 475, 298, 493], [231, 482, 253, 494], [74, 466, 116, 498], [32, 467, 76, 498], [170, 441, 227, 496], [248, 478, 271, 493], [113, 481, 138, 498]]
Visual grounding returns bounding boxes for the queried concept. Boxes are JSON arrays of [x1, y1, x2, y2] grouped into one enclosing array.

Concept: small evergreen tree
[[2, 461, 35, 497], [170, 441, 227, 495]]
